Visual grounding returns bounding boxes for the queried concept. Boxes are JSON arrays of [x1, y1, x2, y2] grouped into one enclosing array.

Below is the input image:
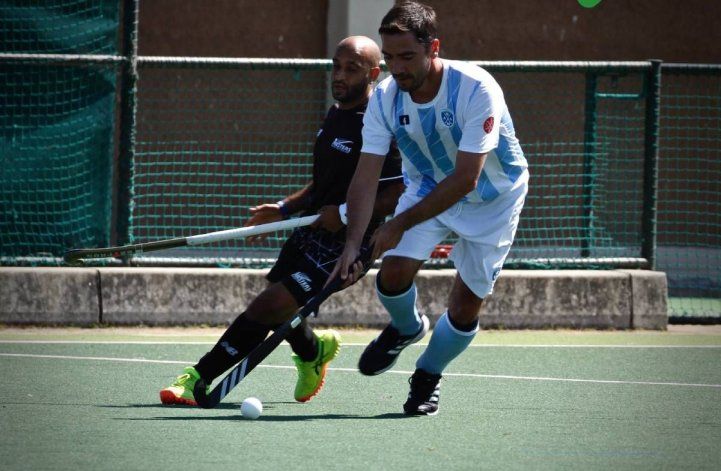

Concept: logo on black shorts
[[291, 271, 313, 292]]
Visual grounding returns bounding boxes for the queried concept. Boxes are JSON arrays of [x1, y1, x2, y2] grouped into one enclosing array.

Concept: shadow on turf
[[254, 412, 412, 421], [98, 403, 240, 410], [99, 402, 413, 420], [98, 400, 302, 411], [107, 407, 411, 421]]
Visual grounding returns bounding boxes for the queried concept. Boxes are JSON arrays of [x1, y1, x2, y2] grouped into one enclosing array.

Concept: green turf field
[[1, 327, 720, 470]]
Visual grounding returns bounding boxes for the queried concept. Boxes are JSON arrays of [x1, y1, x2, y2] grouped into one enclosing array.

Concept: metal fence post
[[641, 60, 661, 269], [582, 72, 598, 258], [114, 0, 139, 251]]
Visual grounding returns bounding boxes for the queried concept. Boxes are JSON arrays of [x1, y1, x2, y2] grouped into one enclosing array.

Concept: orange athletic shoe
[[159, 366, 204, 406]]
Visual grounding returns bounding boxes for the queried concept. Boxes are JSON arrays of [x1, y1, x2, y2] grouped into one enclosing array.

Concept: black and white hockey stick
[[63, 215, 318, 264], [193, 252, 368, 409]]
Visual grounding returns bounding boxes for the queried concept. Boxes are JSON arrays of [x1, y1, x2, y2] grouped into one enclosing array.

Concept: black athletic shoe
[[403, 368, 442, 416], [358, 315, 429, 376]]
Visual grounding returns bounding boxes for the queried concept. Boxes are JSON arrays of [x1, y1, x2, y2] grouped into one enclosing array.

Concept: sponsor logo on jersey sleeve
[[483, 116, 494, 134], [331, 138, 354, 154]]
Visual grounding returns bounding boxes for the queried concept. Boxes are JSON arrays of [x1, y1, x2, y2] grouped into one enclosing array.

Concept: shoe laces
[[297, 343, 325, 375], [172, 373, 192, 387], [311, 342, 325, 375]]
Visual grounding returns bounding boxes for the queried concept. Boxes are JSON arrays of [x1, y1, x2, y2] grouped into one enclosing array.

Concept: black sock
[[285, 319, 318, 362], [195, 314, 270, 383], [447, 314, 479, 333]]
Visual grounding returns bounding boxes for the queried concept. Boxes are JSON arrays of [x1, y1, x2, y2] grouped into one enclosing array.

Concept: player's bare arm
[[371, 150, 486, 260], [328, 153, 385, 284]]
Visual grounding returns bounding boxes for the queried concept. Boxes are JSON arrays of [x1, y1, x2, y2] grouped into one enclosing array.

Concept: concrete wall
[[0, 268, 667, 330]]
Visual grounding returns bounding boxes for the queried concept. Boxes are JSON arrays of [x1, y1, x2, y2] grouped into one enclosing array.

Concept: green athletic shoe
[[159, 366, 204, 406], [292, 330, 341, 402]]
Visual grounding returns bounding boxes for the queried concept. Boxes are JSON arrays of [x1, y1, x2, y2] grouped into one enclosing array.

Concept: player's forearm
[[393, 175, 469, 229], [279, 182, 313, 216], [395, 152, 485, 231], [345, 154, 384, 247]]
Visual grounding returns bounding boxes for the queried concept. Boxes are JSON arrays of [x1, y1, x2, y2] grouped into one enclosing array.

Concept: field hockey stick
[[193, 249, 370, 409], [63, 215, 319, 264]]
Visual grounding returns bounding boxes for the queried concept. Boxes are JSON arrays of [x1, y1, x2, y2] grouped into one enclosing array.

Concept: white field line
[[1, 352, 721, 389], [1, 340, 720, 348]]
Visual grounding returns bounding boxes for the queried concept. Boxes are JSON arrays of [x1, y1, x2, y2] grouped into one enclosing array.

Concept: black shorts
[[266, 226, 373, 306]]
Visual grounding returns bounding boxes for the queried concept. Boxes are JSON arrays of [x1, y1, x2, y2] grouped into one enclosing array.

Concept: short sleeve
[[361, 89, 394, 157], [458, 83, 503, 155]]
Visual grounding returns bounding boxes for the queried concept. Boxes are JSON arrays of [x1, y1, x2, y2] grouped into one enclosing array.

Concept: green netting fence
[[658, 64, 721, 321], [129, 58, 330, 266], [0, 0, 119, 54], [0, 0, 120, 262], [0, 3, 718, 321]]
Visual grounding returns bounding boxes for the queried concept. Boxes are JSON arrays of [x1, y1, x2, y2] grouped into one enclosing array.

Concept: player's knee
[[378, 267, 412, 293], [244, 285, 298, 324], [378, 257, 418, 293]]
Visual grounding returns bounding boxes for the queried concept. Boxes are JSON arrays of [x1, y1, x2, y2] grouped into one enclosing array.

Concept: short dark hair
[[379, 1, 437, 45]]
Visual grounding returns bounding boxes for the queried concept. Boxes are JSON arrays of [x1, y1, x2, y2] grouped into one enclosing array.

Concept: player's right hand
[[245, 204, 283, 243], [326, 244, 364, 289]]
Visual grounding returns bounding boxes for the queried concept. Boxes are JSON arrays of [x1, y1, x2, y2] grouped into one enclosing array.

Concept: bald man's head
[[331, 36, 382, 109], [336, 36, 382, 69]]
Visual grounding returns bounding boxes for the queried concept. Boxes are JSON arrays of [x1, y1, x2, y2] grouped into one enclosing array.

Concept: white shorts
[[384, 171, 528, 298]]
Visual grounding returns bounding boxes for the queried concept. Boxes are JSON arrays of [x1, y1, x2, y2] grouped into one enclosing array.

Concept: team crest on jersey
[[440, 109, 455, 127]]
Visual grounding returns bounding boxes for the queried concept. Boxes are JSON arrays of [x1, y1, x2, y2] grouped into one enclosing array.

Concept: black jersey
[[306, 102, 402, 229], [268, 102, 402, 305]]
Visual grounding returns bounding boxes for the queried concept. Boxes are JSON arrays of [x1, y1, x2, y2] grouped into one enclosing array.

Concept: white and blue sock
[[416, 311, 478, 375], [376, 278, 423, 336]]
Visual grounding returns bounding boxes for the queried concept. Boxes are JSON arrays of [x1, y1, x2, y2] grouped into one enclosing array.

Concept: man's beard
[[394, 73, 425, 93], [333, 80, 368, 104]]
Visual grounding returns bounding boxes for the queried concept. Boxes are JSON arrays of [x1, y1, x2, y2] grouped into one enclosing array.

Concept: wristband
[[276, 200, 290, 219], [338, 202, 348, 225]]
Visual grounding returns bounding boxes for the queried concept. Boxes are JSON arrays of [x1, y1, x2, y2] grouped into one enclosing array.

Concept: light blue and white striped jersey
[[362, 59, 527, 203]]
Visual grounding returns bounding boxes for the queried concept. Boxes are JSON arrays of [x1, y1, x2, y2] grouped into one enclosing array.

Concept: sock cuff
[[376, 277, 416, 300], [441, 311, 479, 337]]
